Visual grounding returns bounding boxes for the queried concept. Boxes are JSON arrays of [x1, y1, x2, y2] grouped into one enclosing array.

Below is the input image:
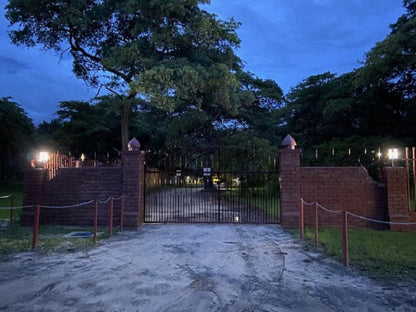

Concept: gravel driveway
[[0, 224, 415, 311]]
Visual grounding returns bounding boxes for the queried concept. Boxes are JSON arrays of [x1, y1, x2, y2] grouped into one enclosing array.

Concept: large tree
[[6, 0, 241, 150], [0, 97, 35, 178], [356, 0, 416, 140]]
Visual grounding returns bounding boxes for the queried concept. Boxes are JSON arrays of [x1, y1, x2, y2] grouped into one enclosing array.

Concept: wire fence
[[299, 198, 416, 266], [0, 195, 126, 249]]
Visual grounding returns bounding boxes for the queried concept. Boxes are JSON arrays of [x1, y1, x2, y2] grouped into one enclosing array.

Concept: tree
[[236, 71, 283, 144], [6, 0, 241, 150], [53, 97, 148, 160], [0, 97, 35, 178], [359, 0, 416, 97], [355, 0, 416, 141], [284, 72, 336, 147]]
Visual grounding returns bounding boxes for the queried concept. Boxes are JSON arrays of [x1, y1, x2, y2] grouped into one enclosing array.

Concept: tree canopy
[[0, 97, 35, 178], [6, 0, 242, 150]]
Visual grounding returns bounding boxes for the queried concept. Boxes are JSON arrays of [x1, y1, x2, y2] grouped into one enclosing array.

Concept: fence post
[[299, 199, 304, 239], [32, 205, 40, 249], [406, 148, 411, 209], [108, 197, 114, 236], [341, 210, 349, 267], [10, 195, 14, 227], [314, 202, 319, 248], [120, 195, 124, 231], [94, 200, 98, 246]]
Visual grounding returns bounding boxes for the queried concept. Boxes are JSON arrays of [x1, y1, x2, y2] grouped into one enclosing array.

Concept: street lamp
[[388, 148, 399, 167], [38, 152, 49, 163]]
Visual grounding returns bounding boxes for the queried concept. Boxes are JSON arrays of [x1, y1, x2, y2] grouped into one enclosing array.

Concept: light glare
[[388, 148, 399, 160], [38, 152, 49, 163]]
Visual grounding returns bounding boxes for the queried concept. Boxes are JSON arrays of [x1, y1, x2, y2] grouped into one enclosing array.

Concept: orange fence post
[[32, 205, 40, 249], [108, 197, 114, 236], [314, 202, 319, 248], [341, 211, 349, 267], [299, 200, 304, 239], [406, 148, 411, 208], [120, 195, 124, 231], [94, 200, 98, 245], [10, 195, 14, 227]]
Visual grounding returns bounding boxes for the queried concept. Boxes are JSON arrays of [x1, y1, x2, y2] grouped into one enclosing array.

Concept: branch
[[68, 25, 131, 83], [105, 86, 122, 98]]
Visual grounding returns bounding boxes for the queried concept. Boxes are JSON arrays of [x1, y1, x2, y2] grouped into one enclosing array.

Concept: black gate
[[144, 146, 279, 224]]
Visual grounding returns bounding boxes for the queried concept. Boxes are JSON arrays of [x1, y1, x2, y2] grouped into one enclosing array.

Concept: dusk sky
[[0, 1, 406, 125]]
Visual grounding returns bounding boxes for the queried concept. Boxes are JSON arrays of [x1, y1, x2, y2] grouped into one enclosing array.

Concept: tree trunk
[[120, 102, 131, 151]]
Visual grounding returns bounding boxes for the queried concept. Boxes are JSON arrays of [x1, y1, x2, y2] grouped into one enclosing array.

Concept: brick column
[[20, 169, 48, 226], [121, 138, 145, 229], [385, 167, 415, 231], [279, 145, 302, 229]]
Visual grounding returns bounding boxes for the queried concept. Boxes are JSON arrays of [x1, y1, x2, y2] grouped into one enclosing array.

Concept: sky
[[0, 1, 406, 125]]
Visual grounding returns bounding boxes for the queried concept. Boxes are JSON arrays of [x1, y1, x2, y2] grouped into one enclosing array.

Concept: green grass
[[223, 190, 280, 218], [0, 224, 112, 254], [0, 180, 23, 219], [301, 227, 416, 281]]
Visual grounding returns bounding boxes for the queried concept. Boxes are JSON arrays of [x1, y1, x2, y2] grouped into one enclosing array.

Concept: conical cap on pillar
[[128, 138, 141, 151], [282, 135, 297, 150]]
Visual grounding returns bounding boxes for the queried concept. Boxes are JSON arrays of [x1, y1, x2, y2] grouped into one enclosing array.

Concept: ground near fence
[[0, 224, 415, 312]]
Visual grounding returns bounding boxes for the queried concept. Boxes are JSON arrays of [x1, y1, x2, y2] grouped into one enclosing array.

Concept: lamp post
[[388, 148, 399, 167], [37, 151, 49, 169]]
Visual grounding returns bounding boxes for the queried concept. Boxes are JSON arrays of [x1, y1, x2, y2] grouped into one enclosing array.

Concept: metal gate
[[144, 147, 280, 224]]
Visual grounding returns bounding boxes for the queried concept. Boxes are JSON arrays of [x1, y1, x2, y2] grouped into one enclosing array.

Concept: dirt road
[[0, 224, 414, 311]]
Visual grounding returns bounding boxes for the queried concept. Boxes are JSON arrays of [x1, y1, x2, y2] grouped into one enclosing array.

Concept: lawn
[[0, 180, 23, 219], [222, 189, 280, 218], [0, 180, 113, 254], [301, 227, 416, 281], [0, 224, 111, 254]]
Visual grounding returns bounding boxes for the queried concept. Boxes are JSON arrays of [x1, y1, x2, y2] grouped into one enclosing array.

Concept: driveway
[[0, 224, 414, 311], [145, 187, 279, 223]]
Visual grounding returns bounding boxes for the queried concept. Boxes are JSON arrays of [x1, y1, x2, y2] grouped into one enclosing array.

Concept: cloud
[[0, 55, 32, 74]]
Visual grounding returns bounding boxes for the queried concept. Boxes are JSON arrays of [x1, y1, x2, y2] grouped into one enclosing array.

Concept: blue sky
[[0, 1, 406, 124]]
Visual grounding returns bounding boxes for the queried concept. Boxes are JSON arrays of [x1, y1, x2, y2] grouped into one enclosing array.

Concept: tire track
[[233, 226, 285, 311]]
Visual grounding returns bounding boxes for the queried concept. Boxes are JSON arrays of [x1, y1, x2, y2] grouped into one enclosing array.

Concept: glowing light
[[388, 148, 399, 160], [81, 153, 86, 162], [38, 152, 49, 163]]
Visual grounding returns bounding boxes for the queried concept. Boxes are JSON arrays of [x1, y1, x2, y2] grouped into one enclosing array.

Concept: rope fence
[[0, 195, 127, 249], [299, 198, 416, 267]]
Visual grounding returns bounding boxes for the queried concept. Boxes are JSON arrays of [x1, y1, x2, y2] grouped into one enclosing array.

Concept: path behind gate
[[145, 186, 279, 224]]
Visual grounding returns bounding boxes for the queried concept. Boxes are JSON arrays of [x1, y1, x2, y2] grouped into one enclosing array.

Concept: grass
[[0, 180, 23, 219], [0, 180, 118, 255], [301, 227, 416, 281], [223, 190, 280, 218], [0, 224, 111, 254]]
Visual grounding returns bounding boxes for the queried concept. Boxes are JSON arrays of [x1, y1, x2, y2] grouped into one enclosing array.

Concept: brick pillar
[[279, 146, 302, 229], [121, 139, 145, 229], [20, 169, 48, 226], [385, 167, 415, 231]]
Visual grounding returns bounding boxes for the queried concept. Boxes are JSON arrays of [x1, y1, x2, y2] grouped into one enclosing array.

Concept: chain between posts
[[27, 195, 126, 249], [299, 198, 416, 267]]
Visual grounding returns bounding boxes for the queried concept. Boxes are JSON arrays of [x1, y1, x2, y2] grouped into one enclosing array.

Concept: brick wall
[[300, 167, 387, 229], [279, 146, 413, 231], [21, 149, 145, 228]]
